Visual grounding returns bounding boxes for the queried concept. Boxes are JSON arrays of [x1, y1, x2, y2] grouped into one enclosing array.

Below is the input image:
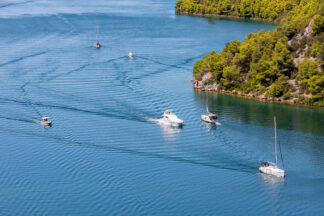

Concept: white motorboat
[[259, 117, 285, 177], [201, 107, 218, 124], [162, 110, 183, 126], [40, 117, 52, 127], [128, 52, 133, 58]]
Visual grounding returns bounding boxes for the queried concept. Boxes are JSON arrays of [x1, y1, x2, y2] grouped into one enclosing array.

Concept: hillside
[[176, 0, 324, 106]]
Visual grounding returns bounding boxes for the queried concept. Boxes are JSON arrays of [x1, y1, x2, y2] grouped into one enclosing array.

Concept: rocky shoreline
[[177, 12, 279, 24], [193, 79, 322, 108]]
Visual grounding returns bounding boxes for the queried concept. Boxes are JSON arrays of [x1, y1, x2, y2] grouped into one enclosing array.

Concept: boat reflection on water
[[201, 121, 221, 131], [259, 172, 284, 185], [159, 122, 183, 138], [147, 117, 183, 141], [202, 121, 217, 130]]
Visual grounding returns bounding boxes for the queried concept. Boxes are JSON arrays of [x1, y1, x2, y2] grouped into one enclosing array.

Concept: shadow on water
[[194, 91, 324, 136]]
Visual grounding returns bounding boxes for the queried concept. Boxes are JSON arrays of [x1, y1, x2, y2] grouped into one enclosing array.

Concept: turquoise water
[[0, 0, 323, 215]]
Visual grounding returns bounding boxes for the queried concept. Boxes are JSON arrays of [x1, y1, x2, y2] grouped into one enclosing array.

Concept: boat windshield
[[164, 110, 174, 115]]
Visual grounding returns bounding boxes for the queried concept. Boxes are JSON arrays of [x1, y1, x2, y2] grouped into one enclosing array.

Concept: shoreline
[[176, 12, 279, 25], [177, 9, 323, 109], [194, 83, 323, 109]]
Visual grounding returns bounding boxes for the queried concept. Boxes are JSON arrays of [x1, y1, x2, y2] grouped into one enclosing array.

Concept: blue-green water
[[0, 0, 323, 215]]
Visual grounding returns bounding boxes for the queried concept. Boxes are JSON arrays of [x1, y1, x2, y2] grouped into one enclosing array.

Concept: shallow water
[[0, 0, 323, 215]]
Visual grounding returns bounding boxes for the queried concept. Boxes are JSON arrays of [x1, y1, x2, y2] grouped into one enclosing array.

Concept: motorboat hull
[[259, 166, 285, 177], [161, 117, 183, 127], [41, 121, 52, 126]]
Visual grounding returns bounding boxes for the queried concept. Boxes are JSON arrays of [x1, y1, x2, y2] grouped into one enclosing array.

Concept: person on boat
[[260, 162, 268, 167]]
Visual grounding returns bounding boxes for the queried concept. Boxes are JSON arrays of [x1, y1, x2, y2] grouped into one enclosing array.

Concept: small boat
[[162, 110, 183, 126], [94, 41, 101, 48], [40, 117, 52, 127], [128, 52, 133, 58], [201, 80, 218, 124], [94, 25, 101, 48], [201, 107, 218, 124], [259, 117, 285, 177]]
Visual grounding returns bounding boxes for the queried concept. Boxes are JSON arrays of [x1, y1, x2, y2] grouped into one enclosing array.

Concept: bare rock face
[[304, 19, 313, 37], [293, 19, 314, 67], [202, 72, 212, 82]]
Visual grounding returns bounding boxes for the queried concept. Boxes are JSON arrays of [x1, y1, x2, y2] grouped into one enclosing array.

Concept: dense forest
[[176, 0, 324, 106]]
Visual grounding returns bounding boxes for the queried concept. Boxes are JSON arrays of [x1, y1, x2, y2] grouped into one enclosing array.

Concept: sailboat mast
[[206, 78, 208, 113], [96, 24, 99, 41], [274, 116, 278, 166]]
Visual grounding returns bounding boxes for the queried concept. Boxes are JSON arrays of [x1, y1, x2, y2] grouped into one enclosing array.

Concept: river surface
[[0, 0, 324, 215]]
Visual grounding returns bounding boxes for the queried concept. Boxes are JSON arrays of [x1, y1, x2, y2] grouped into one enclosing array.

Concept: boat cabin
[[260, 162, 272, 167], [208, 113, 218, 120], [164, 110, 174, 115], [41, 117, 52, 127]]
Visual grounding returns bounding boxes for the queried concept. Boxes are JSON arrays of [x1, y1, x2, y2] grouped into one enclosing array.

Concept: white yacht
[[259, 117, 285, 177], [128, 52, 133, 58], [201, 107, 218, 124], [162, 110, 183, 126], [40, 117, 52, 127]]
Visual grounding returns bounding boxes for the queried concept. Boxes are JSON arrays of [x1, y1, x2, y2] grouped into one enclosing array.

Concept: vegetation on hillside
[[175, 0, 299, 23], [176, 0, 324, 106]]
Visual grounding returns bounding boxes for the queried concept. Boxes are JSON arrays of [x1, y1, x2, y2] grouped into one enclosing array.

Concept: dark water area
[[0, 0, 323, 215]]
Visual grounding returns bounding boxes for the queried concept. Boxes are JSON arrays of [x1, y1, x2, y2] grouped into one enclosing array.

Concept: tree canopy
[[176, 0, 324, 106]]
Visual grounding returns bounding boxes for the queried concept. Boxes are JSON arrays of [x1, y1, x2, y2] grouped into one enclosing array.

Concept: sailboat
[[259, 116, 285, 177], [201, 106, 218, 123], [201, 84, 218, 123], [94, 25, 101, 48]]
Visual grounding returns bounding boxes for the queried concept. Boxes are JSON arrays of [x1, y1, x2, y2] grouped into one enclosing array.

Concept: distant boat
[[201, 106, 218, 124], [259, 117, 285, 177], [94, 25, 101, 48], [94, 41, 101, 48], [201, 81, 218, 124], [128, 51, 133, 58], [40, 117, 52, 127], [162, 110, 183, 126]]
